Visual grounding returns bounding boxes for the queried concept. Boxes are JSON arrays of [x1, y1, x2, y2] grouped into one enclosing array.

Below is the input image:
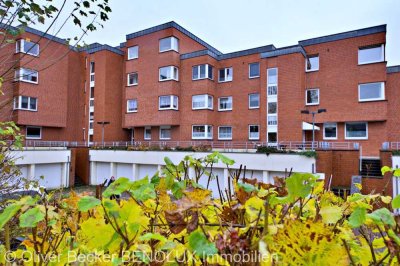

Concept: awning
[[302, 122, 320, 131]]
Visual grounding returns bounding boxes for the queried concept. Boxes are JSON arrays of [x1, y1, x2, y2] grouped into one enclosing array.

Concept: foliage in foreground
[[0, 153, 399, 265]]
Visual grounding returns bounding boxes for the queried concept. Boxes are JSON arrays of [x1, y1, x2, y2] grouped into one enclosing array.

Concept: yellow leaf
[[320, 206, 342, 224], [381, 196, 392, 204]]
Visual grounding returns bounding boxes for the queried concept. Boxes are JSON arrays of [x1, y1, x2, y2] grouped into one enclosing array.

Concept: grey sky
[[48, 0, 400, 66]]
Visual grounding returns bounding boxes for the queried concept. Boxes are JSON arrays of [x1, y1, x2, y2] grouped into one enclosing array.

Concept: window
[[90, 62, 95, 73], [144, 127, 151, 140], [267, 68, 278, 85], [218, 67, 233, 82], [268, 86, 277, 96], [249, 93, 260, 109], [192, 125, 213, 139], [268, 102, 277, 114], [268, 132, 277, 143], [160, 126, 171, 140], [127, 46, 138, 60], [218, 96, 232, 111], [358, 44, 384, 65], [127, 99, 137, 113], [268, 116, 277, 125], [345, 122, 368, 139], [159, 66, 179, 81], [192, 94, 213, 110], [127, 73, 138, 86], [90, 87, 95, 98], [159, 36, 179, 52], [16, 39, 39, 56], [249, 62, 260, 78], [358, 82, 385, 102], [306, 89, 320, 105], [306, 55, 319, 72], [218, 126, 232, 140], [323, 123, 337, 140], [159, 95, 178, 110], [26, 126, 41, 139], [15, 68, 38, 83], [192, 64, 213, 80], [249, 125, 260, 140], [13, 96, 37, 111]]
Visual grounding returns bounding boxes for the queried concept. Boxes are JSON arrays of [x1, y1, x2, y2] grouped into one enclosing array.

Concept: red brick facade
[[1, 22, 399, 157]]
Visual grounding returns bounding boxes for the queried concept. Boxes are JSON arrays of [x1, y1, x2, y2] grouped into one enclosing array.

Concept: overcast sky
[[46, 0, 400, 66]]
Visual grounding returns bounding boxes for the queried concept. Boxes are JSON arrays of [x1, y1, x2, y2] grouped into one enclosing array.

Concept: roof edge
[[126, 21, 222, 55], [80, 43, 124, 55], [387, 65, 400, 74], [299, 24, 386, 46], [261, 45, 306, 59]]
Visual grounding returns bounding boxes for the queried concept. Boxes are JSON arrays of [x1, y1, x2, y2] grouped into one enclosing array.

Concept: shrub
[[0, 154, 399, 265]]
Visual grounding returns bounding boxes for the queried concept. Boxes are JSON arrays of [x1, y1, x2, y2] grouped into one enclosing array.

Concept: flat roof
[[299, 25, 386, 46]]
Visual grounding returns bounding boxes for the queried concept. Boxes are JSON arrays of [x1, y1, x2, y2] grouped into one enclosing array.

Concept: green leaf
[[381, 166, 392, 175], [237, 182, 258, 193], [392, 195, 400, 209], [188, 230, 218, 258], [171, 181, 186, 199], [211, 152, 235, 165], [320, 206, 342, 224], [139, 233, 167, 243], [78, 196, 101, 212], [129, 177, 156, 201], [348, 207, 367, 228], [367, 208, 396, 227], [19, 207, 45, 228], [103, 177, 132, 198], [131, 183, 156, 201], [0, 204, 22, 229], [394, 169, 400, 177], [286, 173, 317, 199]]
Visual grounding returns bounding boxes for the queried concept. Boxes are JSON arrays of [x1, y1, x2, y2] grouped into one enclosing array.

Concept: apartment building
[[1, 22, 399, 157]]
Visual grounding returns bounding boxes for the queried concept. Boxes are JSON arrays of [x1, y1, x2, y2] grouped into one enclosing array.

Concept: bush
[[1, 153, 399, 265]]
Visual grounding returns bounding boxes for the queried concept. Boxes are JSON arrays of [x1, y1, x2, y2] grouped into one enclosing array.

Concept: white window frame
[[249, 93, 260, 109], [218, 126, 232, 140], [323, 123, 337, 140], [192, 125, 213, 140], [159, 66, 179, 81], [249, 62, 260, 78], [127, 99, 137, 113], [305, 88, 320, 105], [218, 67, 233, 82], [13, 96, 38, 111], [127, 72, 138, 86], [249, 125, 260, 140], [345, 122, 368, 140], [16, 39, 39, 56], [218, 96, 232, 111], [267, 68, 278, 85], [127, 46, 139, 60], [15, 68, 39, 84], [159, 95, 178, 110], [192, 94, 213, 110], [26, 126, 42, 140], [358, 44, 384, 65], [159, 126, 171, 140], [192, 64, 213, 80], [358, 82, 385, 102], [144, 127, 151, 140], [159, 36, 179, 53], [305, 55, 319, 72]]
